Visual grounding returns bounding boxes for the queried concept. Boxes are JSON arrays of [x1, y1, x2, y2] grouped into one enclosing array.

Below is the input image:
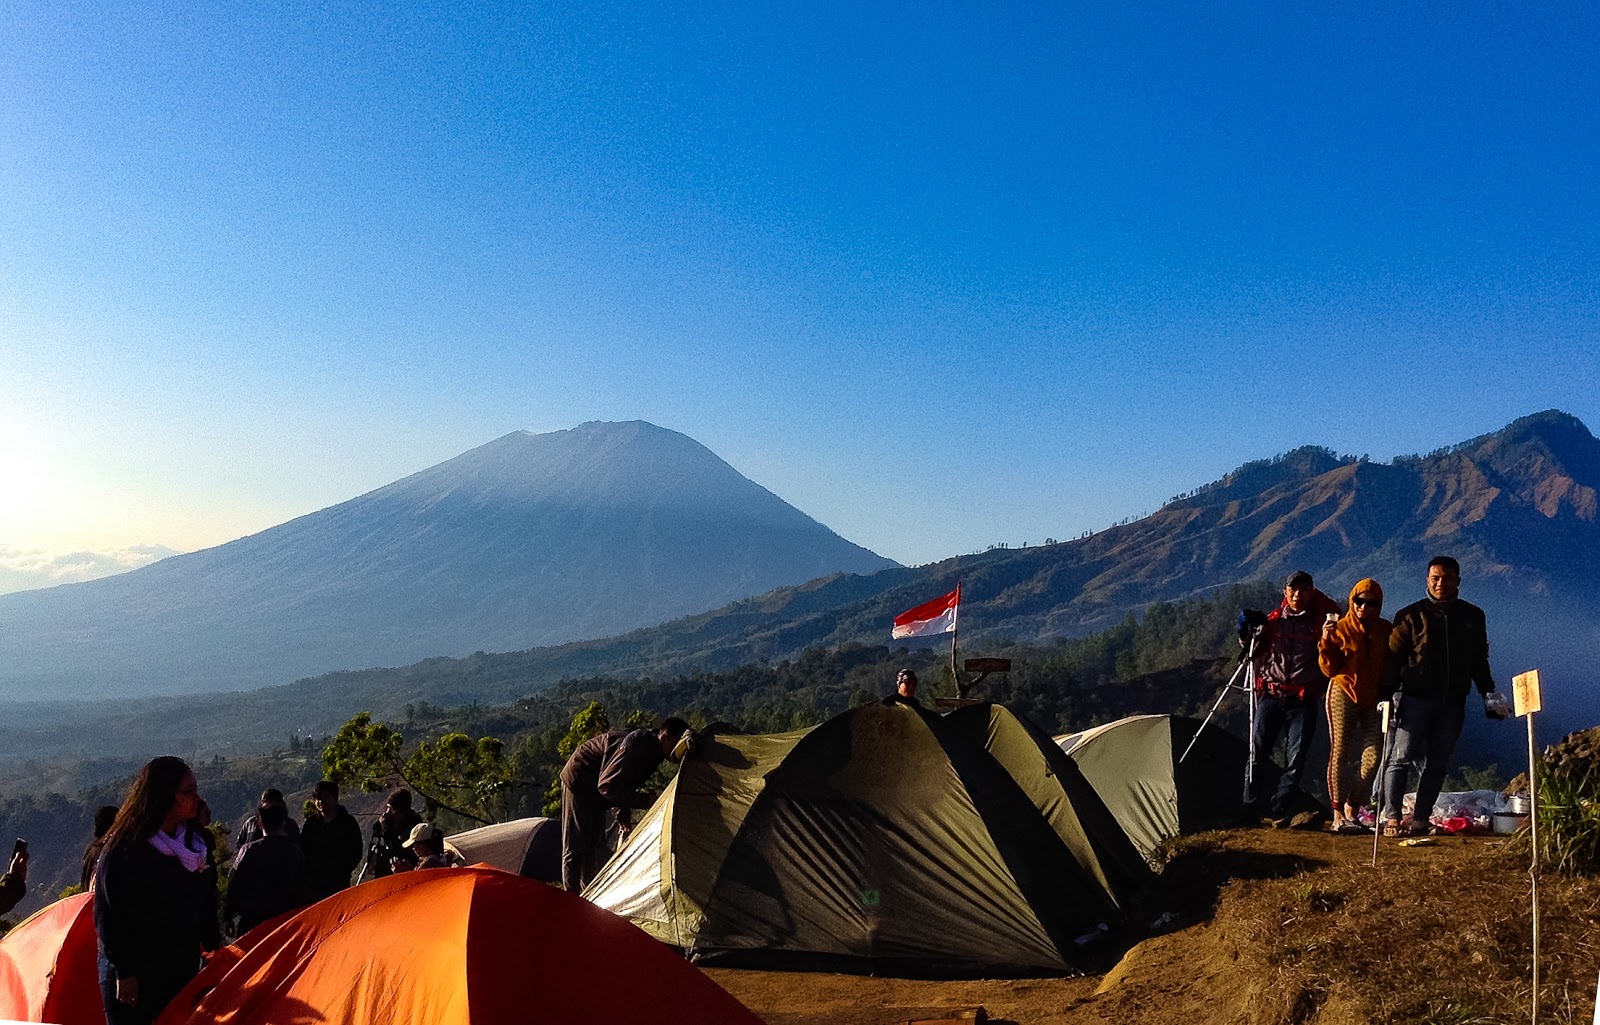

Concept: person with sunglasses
[[1318, 579, 1390, 834]]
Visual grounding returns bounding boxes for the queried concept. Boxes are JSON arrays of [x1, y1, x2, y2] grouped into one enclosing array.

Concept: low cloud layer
[[0, 544, 182, 596]]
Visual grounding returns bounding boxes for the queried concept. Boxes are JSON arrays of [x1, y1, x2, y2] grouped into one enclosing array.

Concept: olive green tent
[[1055, 713, 1276, 865], [584, 700, 1151, 976]]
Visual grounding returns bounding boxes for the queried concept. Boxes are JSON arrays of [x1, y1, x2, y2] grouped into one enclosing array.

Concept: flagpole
[[950, 583, 961, 698]]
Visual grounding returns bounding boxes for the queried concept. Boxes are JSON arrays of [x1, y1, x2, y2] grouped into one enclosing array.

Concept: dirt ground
[[699, 827, 1600, 1025]]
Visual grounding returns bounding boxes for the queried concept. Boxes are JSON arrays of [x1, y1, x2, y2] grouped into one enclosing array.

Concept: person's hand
[[390, 856, 413, 873], [116, 976, 140, 1006], [6, 848, 26, 879]]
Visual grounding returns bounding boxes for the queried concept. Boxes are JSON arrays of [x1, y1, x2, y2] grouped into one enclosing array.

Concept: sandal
[[1335, 821, 1371, 835]]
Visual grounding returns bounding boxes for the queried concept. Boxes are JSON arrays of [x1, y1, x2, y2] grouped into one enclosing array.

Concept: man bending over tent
[[560, 718, 690, 893]]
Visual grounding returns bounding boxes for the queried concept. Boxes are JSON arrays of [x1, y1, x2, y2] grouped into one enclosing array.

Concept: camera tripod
[[1178, 626, 1261, 801]]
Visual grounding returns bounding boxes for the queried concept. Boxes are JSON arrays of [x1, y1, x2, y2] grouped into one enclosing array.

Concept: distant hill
[[0, 421, 896, 700]]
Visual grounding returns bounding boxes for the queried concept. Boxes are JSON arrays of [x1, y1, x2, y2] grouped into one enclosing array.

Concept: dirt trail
[[702, 828, 1599, 1025]]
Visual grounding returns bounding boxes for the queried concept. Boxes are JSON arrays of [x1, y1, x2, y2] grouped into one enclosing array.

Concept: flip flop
[[1335, 821, 1371, 835]]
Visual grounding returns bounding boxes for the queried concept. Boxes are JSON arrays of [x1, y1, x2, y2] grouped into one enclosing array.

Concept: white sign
[[1513, 669, 1543, 718]]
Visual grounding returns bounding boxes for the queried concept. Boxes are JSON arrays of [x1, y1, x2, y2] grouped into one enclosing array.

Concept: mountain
[[0, 421, 896, 700], [229, 408, 1593, 738]]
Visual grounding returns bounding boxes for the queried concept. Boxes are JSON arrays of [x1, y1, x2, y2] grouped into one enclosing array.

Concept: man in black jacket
[[560, 718, 690, 893], [227, 802, 309, 935], [1381, 556, 1510, 835], [299, 780, 363, 900]]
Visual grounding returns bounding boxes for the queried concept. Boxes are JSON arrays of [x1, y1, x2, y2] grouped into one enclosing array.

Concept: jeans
[[1245, 690, 1319, 813], [1381, 694, 1466, 823]]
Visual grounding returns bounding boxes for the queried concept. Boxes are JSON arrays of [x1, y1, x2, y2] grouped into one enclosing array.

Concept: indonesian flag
[[892, 585, 960, 640]]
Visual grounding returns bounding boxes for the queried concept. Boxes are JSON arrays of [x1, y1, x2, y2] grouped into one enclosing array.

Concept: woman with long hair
[[92, 756, 216, 1025]]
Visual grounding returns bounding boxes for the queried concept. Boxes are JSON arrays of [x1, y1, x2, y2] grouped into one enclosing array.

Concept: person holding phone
[[0, 838, 26, 916], [1318, 579, 1391, 834], [93, 757, 216, 1025]]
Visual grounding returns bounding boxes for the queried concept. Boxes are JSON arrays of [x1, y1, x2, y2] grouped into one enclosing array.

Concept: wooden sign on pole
[[1514, 669, 1543, 718], [1515, 668, 1543, 1025]]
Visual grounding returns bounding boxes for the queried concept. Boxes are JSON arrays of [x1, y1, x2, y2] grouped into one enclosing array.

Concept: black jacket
[[300, 807, 364, 900], [1385, 597, 1497, 703], [93, 836, 215, 1007], [227, 834, 310, 934]]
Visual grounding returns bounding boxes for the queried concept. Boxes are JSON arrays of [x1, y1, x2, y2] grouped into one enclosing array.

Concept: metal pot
[[1507, 793, 1532, 815], [1493, 812, 1529, 835]]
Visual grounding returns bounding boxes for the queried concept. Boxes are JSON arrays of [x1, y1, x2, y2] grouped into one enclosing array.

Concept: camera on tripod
[[1236, 608, 1269, 650]]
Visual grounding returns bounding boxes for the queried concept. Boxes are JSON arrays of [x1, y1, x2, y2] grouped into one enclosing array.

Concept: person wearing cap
[[1318, 579, 1391, 834], [398, 823, 461, 871], [559, 717, 691, 892], [884, 668, 921, 705], [1246, 570, 1342, 819], [1380, 556, 1509, 837]]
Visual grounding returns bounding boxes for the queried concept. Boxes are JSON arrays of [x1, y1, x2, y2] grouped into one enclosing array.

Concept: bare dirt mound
[[703, 828, 1600, 1025]]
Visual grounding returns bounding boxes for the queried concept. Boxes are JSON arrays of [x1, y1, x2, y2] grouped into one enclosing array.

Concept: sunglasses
[[1352, 597, 1379, 608]]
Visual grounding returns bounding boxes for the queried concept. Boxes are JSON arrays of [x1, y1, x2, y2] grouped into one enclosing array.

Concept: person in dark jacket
[[82, 805, 119, 892], [235, 788, 300, 849], [1380, 556, 1510, 836], [189, 801, 223, 952], [299, 780, 363, 900], [0, 843, 27, 916], [365, 789, 423, 880], [93, 756, 216, 1025], [226, 802, 310, 936], [560, 718, 690, 892], [1246, 570, 1342, 817]]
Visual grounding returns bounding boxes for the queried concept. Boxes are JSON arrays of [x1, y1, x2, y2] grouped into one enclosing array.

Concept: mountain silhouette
[[0, 421, 896, 699]]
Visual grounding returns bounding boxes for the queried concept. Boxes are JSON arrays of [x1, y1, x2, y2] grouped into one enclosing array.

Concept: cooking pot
[[1507, 793, 1532, 815], [1493, 812, 1529, 835]]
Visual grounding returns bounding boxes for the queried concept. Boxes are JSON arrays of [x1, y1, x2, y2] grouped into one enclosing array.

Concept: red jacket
[[1255, 589, 1341, 700]]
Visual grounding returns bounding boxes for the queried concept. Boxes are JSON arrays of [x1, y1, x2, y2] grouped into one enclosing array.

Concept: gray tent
[[1055, 714, 1275, 864], [446, 817, 560, 882], [584, 700, 1151, 976]]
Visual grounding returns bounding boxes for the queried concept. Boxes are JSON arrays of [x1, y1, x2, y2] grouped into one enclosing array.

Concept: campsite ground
[[704, 827, 1600, 1025]]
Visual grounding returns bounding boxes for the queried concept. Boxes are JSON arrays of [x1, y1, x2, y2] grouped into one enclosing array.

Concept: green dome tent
[[584, 699, 1151, 976], [1055, 714, 1277, 865]]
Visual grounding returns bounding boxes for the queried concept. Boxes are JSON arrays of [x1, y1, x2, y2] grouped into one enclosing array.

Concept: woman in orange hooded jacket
[[1317, 579, 1391, 833]]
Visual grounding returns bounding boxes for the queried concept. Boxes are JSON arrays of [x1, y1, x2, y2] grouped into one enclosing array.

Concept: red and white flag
[[892, 585, 960, 640]]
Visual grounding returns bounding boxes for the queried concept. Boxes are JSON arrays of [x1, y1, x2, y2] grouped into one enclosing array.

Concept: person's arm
[[1318, 624, 1350, 679], [596, 734, 661, 809], [0, 849, 25, 915], [1384, 611, 1411, 693], [93, 848, 142, 1001], [1472, 606, 1497, 695], [338, 813, 364, 877]]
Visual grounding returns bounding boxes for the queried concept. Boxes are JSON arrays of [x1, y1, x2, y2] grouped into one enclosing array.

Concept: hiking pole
[[1370, 698, 1393, 868]]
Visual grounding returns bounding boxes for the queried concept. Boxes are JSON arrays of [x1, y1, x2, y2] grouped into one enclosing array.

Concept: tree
[[322, 712, 517, 825]]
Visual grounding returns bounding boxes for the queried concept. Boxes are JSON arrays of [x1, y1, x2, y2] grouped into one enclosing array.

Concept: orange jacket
[[1318, 578, 1391, 709]]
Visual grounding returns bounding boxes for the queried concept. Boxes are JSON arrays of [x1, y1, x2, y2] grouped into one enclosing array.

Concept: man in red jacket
[[1246, 570, 1342, 818]]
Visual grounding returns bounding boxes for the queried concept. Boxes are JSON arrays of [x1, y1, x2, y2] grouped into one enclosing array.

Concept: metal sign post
[[1513, 669, 1544, 1025]]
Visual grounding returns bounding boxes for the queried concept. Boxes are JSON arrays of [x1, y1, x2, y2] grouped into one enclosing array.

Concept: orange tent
[[157, 867, 766, 1025], [0, 892, 104, 1025]]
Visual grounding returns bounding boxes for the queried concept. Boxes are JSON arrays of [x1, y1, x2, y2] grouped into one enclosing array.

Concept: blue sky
[[2, 2, 1597, 589]]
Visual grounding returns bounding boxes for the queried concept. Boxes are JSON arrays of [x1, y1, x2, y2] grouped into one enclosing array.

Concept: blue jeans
[[1381, 694, 1466, 823], [1245, 690, 1319, 813]]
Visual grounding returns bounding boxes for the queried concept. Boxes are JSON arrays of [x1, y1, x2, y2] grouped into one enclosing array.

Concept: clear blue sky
[[3, 2, 1597, 588]]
